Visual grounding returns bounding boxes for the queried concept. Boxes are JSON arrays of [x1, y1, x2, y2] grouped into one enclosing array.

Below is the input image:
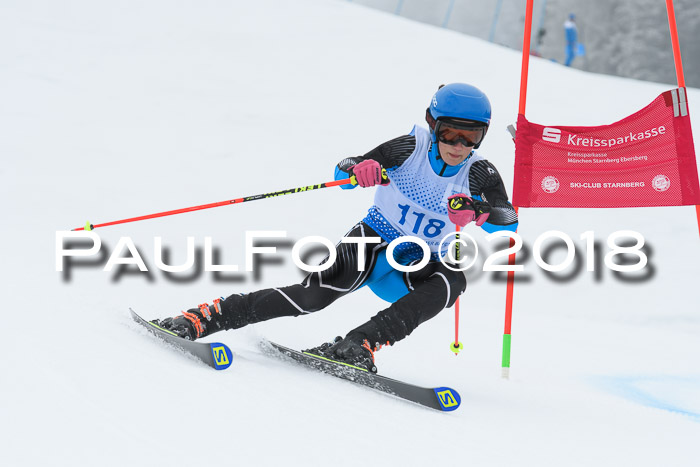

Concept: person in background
[[564, 13, 578, 67]]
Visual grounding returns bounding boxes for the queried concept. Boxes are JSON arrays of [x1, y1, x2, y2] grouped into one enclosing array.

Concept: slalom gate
[[500, 0, 700, 378]]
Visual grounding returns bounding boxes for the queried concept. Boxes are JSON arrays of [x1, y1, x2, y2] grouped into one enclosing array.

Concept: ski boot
[[153, 298, 226, 341], [304, 335, 379, 373]]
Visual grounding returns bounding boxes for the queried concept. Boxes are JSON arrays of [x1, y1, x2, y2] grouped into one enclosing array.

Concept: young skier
[[155, 83, 518, 371]]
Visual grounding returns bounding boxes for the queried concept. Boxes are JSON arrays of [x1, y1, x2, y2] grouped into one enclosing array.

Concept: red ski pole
[[72, 177, 357, 231]]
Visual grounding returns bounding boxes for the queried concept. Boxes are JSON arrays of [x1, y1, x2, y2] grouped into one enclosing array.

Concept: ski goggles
[[435, 119, 488, 148]]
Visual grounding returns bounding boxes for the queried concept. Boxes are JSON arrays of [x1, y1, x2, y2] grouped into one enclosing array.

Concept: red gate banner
[[513, 88, 700, 208]]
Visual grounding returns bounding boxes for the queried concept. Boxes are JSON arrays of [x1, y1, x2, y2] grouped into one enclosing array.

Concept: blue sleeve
[[480, 219, 518, 234], [335, 165, 357, 190], [472, 195, 519, 233]]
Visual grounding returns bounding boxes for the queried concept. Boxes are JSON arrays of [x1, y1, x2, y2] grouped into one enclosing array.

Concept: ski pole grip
[[380, 168, 390, 186]]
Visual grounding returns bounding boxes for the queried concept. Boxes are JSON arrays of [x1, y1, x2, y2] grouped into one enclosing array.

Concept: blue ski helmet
[[426, 83, 491, 149]]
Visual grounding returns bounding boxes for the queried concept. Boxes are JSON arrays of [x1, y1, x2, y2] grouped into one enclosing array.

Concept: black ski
[[129, 308, 233, 370], [265, 341, 461, 412]]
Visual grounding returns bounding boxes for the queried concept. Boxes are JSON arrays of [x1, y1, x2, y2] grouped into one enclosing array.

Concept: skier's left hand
[[447, 194, 491, 227]]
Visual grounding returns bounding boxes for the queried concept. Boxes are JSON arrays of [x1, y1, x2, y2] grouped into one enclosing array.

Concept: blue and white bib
[[363, 126, 483, 262]]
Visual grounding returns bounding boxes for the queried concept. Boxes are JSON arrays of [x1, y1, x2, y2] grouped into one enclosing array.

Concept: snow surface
[[2, 0, 699, 465]]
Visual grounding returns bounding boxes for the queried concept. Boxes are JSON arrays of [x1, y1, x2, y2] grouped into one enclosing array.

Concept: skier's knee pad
[[408, 262, 466, 308], [289, 286, 340, 313], [440, 263, 467, 308]]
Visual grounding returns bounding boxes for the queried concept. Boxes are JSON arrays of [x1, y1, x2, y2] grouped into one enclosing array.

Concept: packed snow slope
[[2, 0, 699, 466]]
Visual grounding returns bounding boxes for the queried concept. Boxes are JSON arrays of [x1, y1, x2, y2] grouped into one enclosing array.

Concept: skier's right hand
[[349, 159, 390, 187]]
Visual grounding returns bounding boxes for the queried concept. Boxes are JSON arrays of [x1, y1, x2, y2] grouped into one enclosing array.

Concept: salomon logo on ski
[[434, 387, 461, 411], [130, 308, 234, 371], [210, 344, 233, 369], [268, 341, 461, 412]]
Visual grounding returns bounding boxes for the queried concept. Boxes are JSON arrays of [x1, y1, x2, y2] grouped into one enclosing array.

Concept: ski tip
[[128, 307, 141, 321], [209, 343, 233, 370], [433, 387, 461, 412]]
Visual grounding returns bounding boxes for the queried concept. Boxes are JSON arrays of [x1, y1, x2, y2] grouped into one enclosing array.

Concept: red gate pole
[[518, 0, 534, 116], [502, 0, 534, 379], [665, 0, 685, 88], [665, 0, 700, 237]]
